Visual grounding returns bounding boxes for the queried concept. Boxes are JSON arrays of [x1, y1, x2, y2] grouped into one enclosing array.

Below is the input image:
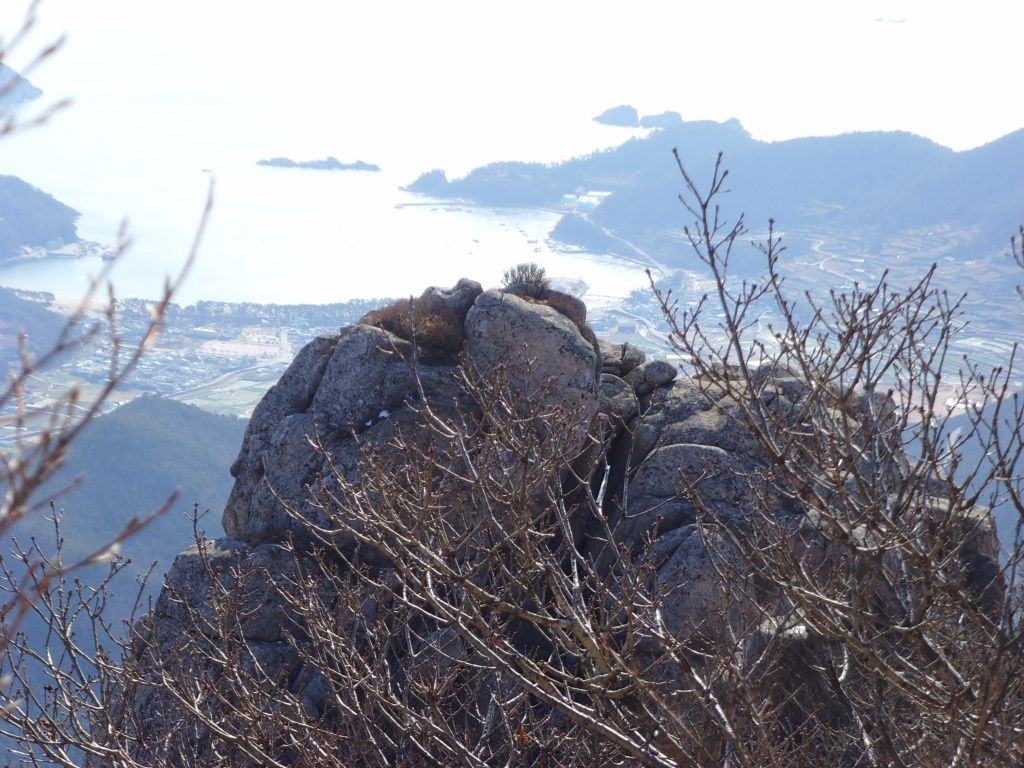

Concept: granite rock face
[[465, 290, 598, 414], [223, 281, 600, 547]]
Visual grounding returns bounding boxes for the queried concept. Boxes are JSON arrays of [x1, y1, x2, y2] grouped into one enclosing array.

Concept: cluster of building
[[0, 314, 345, 446]]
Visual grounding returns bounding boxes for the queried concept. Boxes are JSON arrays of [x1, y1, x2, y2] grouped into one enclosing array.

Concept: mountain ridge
[[405, 118, 1023, 271]]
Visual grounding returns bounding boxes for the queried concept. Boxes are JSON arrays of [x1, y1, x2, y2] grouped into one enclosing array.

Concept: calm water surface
[[0, 94, 652, 306]]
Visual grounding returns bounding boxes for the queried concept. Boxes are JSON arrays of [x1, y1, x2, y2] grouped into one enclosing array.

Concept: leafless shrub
[[0, 5, 211, 762], [89, 359, 879, 767], [649, 150, 1024, 767], [501, 262, 551, 291]]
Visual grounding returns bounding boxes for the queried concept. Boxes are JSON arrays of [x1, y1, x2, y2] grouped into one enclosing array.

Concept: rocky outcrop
[[131, 278, 1004, 763], [465, 289, 598, 408], [223, 279, 600, 548]]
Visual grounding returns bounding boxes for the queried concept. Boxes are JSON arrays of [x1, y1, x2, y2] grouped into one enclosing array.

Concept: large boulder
[[465, 288, 600, 450], [224, 281, 602, 549]]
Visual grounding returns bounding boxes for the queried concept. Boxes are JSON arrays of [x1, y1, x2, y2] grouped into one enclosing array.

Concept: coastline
[[0, 240, 109, 269]]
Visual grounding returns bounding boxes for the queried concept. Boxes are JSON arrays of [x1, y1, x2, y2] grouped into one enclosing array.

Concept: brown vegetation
[[359, 296, 466, 359]]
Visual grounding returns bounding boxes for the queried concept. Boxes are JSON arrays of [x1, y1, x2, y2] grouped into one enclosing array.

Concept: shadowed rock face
[[133, 279, 1003, 760]]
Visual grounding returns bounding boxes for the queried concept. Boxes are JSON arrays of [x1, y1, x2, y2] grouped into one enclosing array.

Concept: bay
[[0, 92, 653, 306]]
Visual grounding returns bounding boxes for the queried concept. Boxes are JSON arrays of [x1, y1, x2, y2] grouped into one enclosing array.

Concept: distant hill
[[591, 105, 683, 129], [0, 63, 42, 108], [0, 287, 66, 381], [405, 117, 755, 209], [406, 118, 1024, 271], [0, 397, 246, 753], [13, 397, 247, 597], [599, 127, 1024, 267], [0, 174, 80, 262]]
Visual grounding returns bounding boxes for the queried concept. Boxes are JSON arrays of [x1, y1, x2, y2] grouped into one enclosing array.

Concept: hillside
[[407, 119, 1024, 270], [0, 174, 80, 262], [0, 63, 42, 108], [0, 287, 66, 380], [12, 396, 247, 597]]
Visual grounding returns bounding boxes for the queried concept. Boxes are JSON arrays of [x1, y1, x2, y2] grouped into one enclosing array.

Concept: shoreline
[[0, 240, 110, 269]]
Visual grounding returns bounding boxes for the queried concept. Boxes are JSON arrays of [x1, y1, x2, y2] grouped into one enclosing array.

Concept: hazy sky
[[3, 0, 1022, 153]]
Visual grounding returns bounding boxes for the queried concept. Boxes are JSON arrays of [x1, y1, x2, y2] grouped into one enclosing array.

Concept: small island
[[592, 105, 684, 129], [256, 156, 381, 172], [592, 104, 639, 127]]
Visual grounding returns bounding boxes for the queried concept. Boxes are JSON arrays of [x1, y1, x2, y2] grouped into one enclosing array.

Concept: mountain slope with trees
[[15, 396, 247, 586], [0, 174, 80, 262], [407, 118, 1024, 270], [0, 287, 65, 380]]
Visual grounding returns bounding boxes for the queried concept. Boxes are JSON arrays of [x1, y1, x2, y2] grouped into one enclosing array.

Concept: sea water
[[0, 91, 653, 307]]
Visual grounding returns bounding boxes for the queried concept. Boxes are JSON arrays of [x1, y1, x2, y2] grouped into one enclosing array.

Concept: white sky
[[2, 0, 1022, 151]]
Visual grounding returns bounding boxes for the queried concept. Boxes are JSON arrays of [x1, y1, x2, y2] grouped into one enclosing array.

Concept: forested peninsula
[[405, 117, 1024, 268], [0, 174, 80, 263]]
